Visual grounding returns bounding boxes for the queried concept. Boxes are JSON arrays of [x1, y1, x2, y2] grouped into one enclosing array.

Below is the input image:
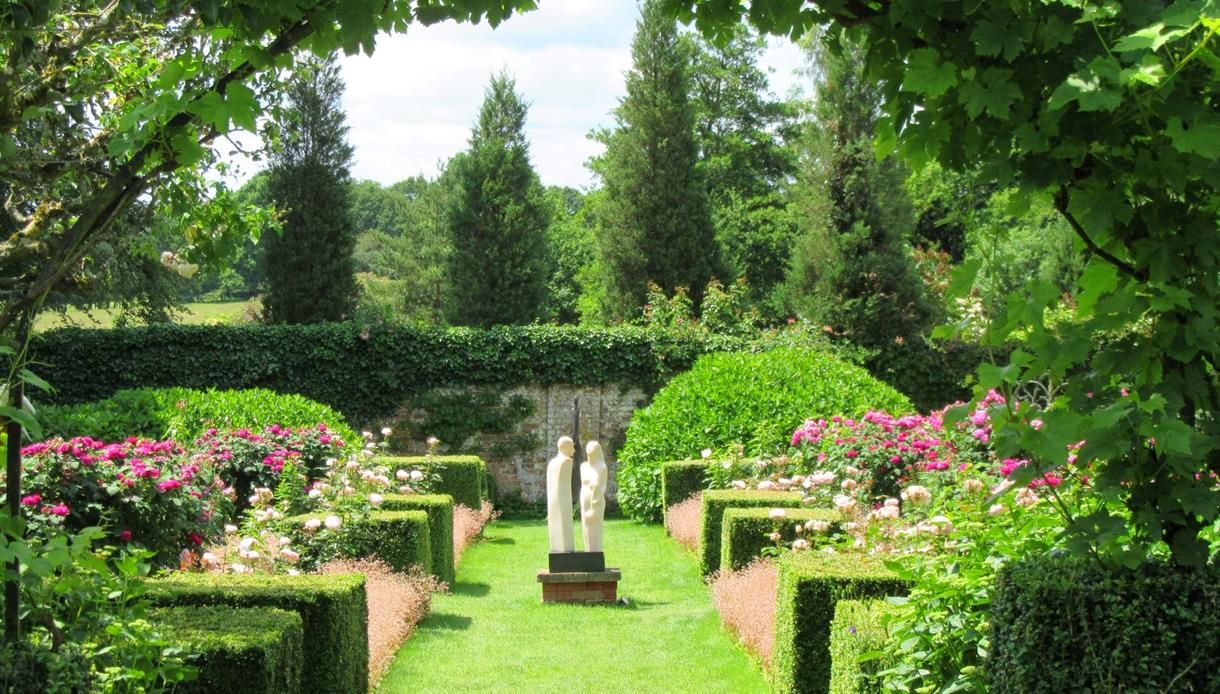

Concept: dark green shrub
[[830, 600, 896, 694], [39, 387, 357, 446], [774, 552, 910, 694], [661, 460, 709, 515], [379, 455, 487, 509], [143, 573, 367, 694], [0, 641, 91, 694], [619, 348, 913, 522], [28, 324, 746, 423], [152, 606, 303, 694], [380, 494, 455, 584], [989, 557, 1220, 693], [699, 489, 803, 575], [287, 510, 432, 576], [864, 338, 995, 412], [720, 507, 841, 572]]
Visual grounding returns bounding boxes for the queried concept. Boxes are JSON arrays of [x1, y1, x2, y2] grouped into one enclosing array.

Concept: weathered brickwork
[[392, 383, 649, 503]]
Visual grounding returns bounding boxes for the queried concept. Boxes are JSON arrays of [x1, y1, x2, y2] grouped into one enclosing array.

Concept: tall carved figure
[[546, 436, 575, 553], [580, 440, 608, 552]]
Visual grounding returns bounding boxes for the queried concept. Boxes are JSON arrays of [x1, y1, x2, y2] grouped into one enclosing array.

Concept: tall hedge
[[990, 557, 1220, 693], [28, 324, 744, 423], [829, 600, 896, 694], [720, 507, 841, 572], [144, 573, 367, 694], [619, 348, 913, 522], [699, 489, 803, 575]]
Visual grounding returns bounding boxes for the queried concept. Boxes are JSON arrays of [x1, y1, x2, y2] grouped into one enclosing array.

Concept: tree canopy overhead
[[0, 0, 535, 335], [666, 0, 1220, 565]]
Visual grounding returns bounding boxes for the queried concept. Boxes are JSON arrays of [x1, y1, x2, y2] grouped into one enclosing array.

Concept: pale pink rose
[[397, 469, 410, 481], [324, 515, 342, 530], [304, 518, 322, 532], [769, 508, 787, 519], [369, 493, 384, 507], [988, 504, 1007, 516]]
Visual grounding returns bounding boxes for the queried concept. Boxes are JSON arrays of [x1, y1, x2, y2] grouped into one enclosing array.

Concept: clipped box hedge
[[720, 507, 841, 572], [989, 557, 1220, 693], [380, 455, 487, 510], [661, 460, 709, 513], [700, 489, 803, 575], [152, 606, 303, 694], [773, 552, 910, 694], [289, 510, 433, 576], [829, 600, 896, 694], [380, 494, 455, 584], [144, 573, 367, 694]]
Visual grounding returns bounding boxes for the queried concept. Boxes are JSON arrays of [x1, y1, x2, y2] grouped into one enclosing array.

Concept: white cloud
[[222, 0, 807, 190]]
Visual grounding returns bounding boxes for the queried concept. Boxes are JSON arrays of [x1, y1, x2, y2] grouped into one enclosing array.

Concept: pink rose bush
[[13, 437, 230, 566], [190, 423, 349, 514]]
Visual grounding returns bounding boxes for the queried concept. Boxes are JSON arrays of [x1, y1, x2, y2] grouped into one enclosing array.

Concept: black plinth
[[549, 551, 605, 573]]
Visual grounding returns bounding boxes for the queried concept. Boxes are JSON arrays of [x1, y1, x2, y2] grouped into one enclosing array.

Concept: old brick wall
[[391, 383, 649, 503]]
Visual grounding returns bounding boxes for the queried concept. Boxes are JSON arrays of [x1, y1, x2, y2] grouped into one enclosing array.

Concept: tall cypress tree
[[593, 0, 717, 322], [444, 71, 550, 327], [783, 34, 932, 347], [263, 55, 358, 324]]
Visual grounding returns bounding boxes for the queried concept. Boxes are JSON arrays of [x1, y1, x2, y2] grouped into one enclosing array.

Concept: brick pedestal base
[[537, 569, 622, 604]]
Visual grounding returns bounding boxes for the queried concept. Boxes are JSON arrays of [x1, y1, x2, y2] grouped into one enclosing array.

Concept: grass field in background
[[34, 300, 257, 332]]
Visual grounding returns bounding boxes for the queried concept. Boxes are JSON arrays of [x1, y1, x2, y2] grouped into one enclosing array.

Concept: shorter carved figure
[[546, 436, 575, 553], [579, 440, 608, 552]]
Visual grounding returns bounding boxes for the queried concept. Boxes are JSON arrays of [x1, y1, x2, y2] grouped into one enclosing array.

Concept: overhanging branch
[[1053, 187, 1146, 281]]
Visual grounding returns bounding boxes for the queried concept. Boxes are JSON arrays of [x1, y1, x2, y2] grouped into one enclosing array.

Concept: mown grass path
[[379, 519, 768, 693]]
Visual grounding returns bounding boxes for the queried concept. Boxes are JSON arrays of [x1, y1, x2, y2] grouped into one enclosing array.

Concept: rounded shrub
[[617, 348, 913, 521], [39, 387, 358, 447]]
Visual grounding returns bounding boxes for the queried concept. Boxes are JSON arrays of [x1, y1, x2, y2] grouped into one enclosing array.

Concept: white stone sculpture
[[579, 440, 608, 552], [546, 436, 576, 553]]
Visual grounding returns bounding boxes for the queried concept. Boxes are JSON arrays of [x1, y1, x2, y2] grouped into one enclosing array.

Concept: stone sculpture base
[[537, 569, 621, 604], [548, 551, 605, 573]]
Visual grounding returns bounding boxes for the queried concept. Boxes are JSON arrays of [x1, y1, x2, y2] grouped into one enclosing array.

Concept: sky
[[223, 0, 809, 191]]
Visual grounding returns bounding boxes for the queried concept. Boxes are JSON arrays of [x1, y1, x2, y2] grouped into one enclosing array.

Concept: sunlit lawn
[[34, 300, 256, 332]]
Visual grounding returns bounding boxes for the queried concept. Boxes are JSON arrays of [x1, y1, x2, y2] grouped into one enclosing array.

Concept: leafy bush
[[699, 490, 803, 575], [380, 494, 455, 584], [14, 437, 229, 566], [989, 557, 1220, 693], [830, 600, 896, 694], [378, 455, 487, 510], [286, 510, 433, 577], [29, 324, 747, 422], [152, 606, 304, 694], [661, 460, 709, 515], [619, 348, 913, 521], [144, 573, 368, 694], [0, 641, 91, 694], [774, 552, 910, 694], [721, 507, 841, 572], [39, 387, 358, 447]]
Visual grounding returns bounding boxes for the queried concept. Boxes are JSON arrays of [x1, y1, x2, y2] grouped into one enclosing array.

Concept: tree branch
[[1053, 187, 1146, 281]]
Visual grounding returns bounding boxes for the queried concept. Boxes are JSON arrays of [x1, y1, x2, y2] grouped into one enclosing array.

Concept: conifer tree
[[444, 71, 550, 326], [783, 35, 932, 347], [592, 0, 717, 322], [263, 56, 358, 324]]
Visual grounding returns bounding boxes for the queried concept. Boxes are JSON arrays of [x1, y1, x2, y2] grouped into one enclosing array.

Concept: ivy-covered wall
[[389, 384, 647, 503]]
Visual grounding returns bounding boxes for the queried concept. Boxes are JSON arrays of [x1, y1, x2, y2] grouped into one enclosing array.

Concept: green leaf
[[1075, 259, 1119, 317], [1112, 22, 1191, 52], [958, 68, 1022, 120], [0, 405, 41, 440], [1166, 115, 1220, 159], [1047, 57, 1122, 112], [901, 48, 958, 98]]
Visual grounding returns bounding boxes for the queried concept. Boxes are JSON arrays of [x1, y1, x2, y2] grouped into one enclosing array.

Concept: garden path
[[379, 519, 768, 693]]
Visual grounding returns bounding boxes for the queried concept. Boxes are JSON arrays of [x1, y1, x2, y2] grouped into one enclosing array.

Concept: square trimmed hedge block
[[152, 606, 303, 694], [773, 552, 910, 694], [829, 600, 897, 694], [144, 573, 367, 694], [289, 510, 433, 576], [381, 493, 455, 585], [661, 460, 710, 514], [721, 507, 842, 572], [700, 489, 803, 575], [378, 455, 486, 509]]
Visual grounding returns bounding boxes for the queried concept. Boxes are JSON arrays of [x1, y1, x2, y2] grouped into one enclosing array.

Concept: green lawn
[[34, 300, 256, 332], [379, 519, 768, 693]]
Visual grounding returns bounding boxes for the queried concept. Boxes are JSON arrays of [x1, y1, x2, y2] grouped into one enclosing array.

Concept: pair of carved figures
[[546, 437, 607, 553]]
